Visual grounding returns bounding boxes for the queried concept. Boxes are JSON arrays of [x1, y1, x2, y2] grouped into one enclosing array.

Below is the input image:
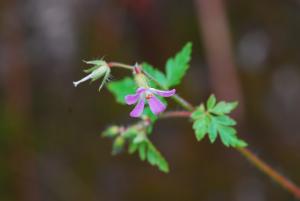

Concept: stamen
[[145, 93, 153, 100]]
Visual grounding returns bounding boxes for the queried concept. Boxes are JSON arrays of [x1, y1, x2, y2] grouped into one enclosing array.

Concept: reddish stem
[[161, 111, 300, 199], [237, 147, 300, 199], [160, 111, 191, 118]]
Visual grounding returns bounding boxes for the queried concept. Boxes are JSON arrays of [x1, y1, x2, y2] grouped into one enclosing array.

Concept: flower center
[[145, 93, 153, 100]]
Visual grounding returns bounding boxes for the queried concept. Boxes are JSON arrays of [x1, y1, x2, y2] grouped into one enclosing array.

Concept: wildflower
[[125, 65, 175, 117], [125, 87, 176, 117], [73, 60, 111, 91]]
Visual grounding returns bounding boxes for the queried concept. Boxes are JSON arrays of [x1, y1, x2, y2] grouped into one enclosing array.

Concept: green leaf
[[191, 104, 205, 120], [102, 126, 119, 138], [112, 136, 125, 155], [207, 94, 216, 110], [133, 134, 146, 144], [128, 142, 138, 154], [138, 142, 147, 160], [165, 42, 192, 87], [122, 127, 139, 139], [107, 77, 136, 104], [214, 115, 236, 126], [103, 122, 169, 172], [128, 140, 170, 173], [218, 125, 247, 147], [191, 97, 247, 148], [211, 101, 238, 115], [146, 141, 169, 173], [142, 63, 168, 88], [194, 125, 207, 141], [208, 118, 218, 143]]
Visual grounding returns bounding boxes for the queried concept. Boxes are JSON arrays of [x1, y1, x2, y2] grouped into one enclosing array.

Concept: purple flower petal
[[150, 88, 176, 97], [125, 94, 139, 105], [148, 95, 166, 115], [125, 88, 146, 105], [130, 99, 145, 118]]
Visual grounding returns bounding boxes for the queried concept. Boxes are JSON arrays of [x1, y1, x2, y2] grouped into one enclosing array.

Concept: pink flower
[[125, 88, 176, 118]]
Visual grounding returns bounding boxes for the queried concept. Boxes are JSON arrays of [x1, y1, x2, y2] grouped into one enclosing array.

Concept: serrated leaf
[[208, 118, 218, 143], [217, 125, 246, 147], [191, 97, 247, 148], [142, 63, 168, 88], [191, 104, 205, 120], [211, 101, 238, 115], [207, 94, 216, 110], [218, 125, 236, 147], [165, 42, 192, 87], [138, 142, 146, 160], [195, 126, 207, 141], [146, 141, 169, 173], [232, 138, 248, 147], [107, 77, 137, 104], [193, 113, 210, 141], [214, 115, 236, 126]]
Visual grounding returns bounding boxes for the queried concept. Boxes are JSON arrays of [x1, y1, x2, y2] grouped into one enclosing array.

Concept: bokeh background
[[1, 0, 300, 200]]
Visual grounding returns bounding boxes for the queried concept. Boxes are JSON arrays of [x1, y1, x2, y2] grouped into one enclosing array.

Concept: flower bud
[[73, 60, 111, 91], [133, 65, 149, 88]]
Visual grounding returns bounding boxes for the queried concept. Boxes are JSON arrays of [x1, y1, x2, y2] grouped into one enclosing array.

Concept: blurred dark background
[[1, 0, 300, 200]]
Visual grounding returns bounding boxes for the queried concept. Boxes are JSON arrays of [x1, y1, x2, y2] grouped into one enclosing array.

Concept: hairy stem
[[109, 61, 300, 198]]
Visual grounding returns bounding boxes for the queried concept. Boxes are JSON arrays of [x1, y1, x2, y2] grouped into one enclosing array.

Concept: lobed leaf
[[210, 101, 238, 115], [191, 95, 247, 148], [165, 42, 192, 87], [207, 94, 217, 110]]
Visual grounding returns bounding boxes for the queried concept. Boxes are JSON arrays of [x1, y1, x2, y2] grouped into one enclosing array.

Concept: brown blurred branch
[[195, 0, 245, 118]]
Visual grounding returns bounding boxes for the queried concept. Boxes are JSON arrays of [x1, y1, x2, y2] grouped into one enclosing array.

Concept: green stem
[[109, 62, 300, 198]]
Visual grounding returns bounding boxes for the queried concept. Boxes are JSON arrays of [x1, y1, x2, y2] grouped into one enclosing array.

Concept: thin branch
[[159, 110, 300, 199], [160, 111, 191, 119], [237, 147, 300, 199]]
